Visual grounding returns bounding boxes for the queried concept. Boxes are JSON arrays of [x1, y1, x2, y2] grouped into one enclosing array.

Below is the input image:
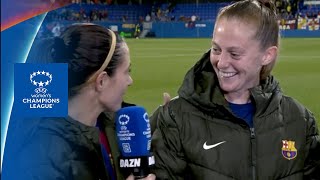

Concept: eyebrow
[[212, 41, 244, 52], [228, 47, 244, 52], [211, 41, 220, 48]]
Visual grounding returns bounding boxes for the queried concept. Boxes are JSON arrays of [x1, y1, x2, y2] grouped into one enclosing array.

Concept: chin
[[105, 104, 121, 113], [219, 82, 235, 92]]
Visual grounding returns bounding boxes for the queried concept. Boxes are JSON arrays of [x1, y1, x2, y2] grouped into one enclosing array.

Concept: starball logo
[[14, 63, 68, 117], [30, 70, 52, 94], [22, 70, 60, 109]]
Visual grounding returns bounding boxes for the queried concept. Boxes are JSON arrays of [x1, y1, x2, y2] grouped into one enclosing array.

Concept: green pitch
[[124, 38, 320, 128]]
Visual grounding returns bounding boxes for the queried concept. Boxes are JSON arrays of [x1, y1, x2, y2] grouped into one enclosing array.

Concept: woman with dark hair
[[2, 23, 145, 180]]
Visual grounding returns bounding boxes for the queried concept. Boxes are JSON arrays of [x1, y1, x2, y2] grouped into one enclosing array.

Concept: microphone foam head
[[115, 106, 151, 157]]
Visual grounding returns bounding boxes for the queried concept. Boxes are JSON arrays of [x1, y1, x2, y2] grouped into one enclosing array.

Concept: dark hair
[[217, 0, 279, 80], [49, 24, 126, 97], [27, 38, 55, 63]]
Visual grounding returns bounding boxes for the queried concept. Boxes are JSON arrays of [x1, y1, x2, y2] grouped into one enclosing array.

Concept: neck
[[68, 92, 103, 127], [224, 90, 251, 104]]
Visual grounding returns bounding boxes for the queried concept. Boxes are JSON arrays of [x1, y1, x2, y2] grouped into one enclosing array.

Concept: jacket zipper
[[250, 128, 256, 180]]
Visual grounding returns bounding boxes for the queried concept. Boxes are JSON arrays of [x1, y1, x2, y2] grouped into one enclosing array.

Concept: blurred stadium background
[[124, 38, 320, 128], [34, 0, 320, 126], [40, 0, 320, 38]]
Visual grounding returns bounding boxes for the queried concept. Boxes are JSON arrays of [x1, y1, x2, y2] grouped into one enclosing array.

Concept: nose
[[216, 51, 229, 69], [128, 76, 133, 86]]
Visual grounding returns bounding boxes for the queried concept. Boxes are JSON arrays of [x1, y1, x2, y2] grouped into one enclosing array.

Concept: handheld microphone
[[115, 106, 155, 179]]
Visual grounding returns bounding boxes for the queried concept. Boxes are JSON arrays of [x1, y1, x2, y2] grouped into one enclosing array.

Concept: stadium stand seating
[[51, 2, 235, 22], [50, 2, 320, 23], [160, 2, 229, 21]]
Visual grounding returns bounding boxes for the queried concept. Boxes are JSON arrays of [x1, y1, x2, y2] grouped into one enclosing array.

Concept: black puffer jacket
[[2, 114, 127, 180], [151, 51, 320, 180]]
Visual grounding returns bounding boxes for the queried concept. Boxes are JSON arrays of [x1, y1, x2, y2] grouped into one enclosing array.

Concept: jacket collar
[[65, 116, 101, 146], [249, 76, 282, 117]]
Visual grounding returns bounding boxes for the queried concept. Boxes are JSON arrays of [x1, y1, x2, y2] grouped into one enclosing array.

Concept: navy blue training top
[[229, 102, 255, 128]]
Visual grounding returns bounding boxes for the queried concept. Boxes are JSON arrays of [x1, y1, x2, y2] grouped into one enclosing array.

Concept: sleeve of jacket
[[13, 131, 74, 180], [2, 118, 73, 180], [150, 103, 187, 180], [303, 109, 320, 179]]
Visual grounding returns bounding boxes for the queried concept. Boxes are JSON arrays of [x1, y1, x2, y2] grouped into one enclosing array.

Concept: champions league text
[[22, 94, 60, 108]]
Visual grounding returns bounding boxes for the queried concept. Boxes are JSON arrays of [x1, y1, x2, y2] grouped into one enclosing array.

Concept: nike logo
[[203, 141, 226, 150]]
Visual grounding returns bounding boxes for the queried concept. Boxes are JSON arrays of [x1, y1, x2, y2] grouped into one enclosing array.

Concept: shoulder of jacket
[[281, 95, 314, 120], [167, 96, 193, 112], [165, 96, 202, 120]]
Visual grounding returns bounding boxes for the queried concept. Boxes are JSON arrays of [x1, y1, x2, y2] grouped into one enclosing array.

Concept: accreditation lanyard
[[99, 126, 116, 180]]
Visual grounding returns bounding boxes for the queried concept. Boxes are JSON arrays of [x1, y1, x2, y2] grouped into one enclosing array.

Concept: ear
[[262, 46, 278, 66], [95, 71, 109, 92]]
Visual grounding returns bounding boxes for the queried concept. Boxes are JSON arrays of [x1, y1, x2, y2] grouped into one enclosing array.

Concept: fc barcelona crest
[[281, 140, 297, 160]]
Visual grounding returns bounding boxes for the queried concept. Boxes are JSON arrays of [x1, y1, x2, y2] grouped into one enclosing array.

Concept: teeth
[[219, 71, 236, 78]]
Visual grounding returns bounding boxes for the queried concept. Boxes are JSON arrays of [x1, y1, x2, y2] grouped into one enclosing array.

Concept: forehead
[[118, 43, 130, 67], [119, 42, 129, 54], [212, 18, 258, 47]]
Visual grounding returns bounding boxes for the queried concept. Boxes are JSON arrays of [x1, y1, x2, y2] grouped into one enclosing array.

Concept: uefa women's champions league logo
[[21, 69, 60, 109], [14, 63, 68, 117], [30, 70, 52, 94], [119, 114, 130, 126]]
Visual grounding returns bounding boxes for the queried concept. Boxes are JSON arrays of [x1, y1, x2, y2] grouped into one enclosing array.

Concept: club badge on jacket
[[282, 140, 297, 160]]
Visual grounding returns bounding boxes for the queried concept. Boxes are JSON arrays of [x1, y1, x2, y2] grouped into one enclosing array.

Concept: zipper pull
[[250, 128, 255, 138]]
